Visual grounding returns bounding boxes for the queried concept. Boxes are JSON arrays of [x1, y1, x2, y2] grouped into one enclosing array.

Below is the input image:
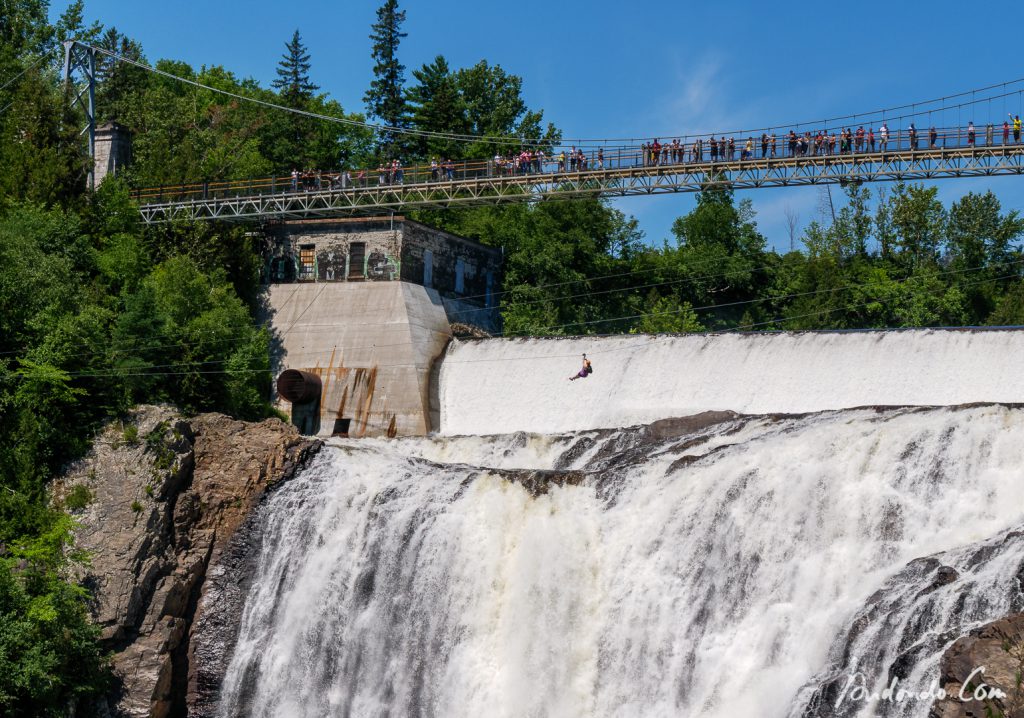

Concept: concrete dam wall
[[437, 328, 1024, 435]]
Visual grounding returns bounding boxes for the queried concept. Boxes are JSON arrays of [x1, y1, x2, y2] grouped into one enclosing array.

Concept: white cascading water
[[218, 405, 1024, 718], [439, 329, 1024, 435]]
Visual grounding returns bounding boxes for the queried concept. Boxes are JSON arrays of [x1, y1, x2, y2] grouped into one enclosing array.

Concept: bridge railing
[[133, 123, 1024, 206]]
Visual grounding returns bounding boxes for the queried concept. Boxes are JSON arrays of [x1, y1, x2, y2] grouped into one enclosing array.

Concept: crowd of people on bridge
[[278, 113, 1024, 195], [639, 114, 1023, 166]]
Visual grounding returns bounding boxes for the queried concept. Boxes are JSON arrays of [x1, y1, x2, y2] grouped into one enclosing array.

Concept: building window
[[298, 244, 316, 282], [349, 242, 366, 279], [423, 249, 433, 287], [455, 258, 465, 295]]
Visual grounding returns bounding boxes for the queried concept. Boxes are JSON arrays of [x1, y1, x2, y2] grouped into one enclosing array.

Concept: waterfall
[[217, 405, 1024, 717]]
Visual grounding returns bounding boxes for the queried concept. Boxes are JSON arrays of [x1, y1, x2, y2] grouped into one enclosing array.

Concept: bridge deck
[[137, 144, 1024, 224]]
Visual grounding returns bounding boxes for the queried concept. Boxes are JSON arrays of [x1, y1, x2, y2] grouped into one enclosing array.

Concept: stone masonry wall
[[267, 219, 402, 283], [400, 219, 502, 309]]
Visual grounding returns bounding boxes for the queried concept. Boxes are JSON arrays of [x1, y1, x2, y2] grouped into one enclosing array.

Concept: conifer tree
[[406, 55, 467, 159], [272, 30, 319, 106], [364, 0, 409, 155]]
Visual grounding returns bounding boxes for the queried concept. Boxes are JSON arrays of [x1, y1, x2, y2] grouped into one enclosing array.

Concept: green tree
[[454, 60, 561, 158], [0, 516, 109, 716], [271, 30, 319, 105], [94, 26, 147, 125], [889, 183, 947, 271], [946, 191, 1024, 322], [364, 0, 409, 156], [406, 55, 467, 159], [0, 66, 86, 203], [634, 294, 704, 334], [670, 190, 770, 327]]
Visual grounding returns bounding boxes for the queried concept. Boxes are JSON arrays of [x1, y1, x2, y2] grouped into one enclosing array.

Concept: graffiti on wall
[[267, 248, 296, 283], [367, 251, 400, 281], [317, 249, 348, 282]]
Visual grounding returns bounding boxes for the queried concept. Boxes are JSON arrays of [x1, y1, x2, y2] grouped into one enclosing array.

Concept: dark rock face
[[930, 613, 1024, 718], [54, 405, 320, 718]]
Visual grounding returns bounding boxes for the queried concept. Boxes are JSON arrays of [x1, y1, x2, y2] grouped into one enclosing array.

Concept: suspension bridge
[[60, 41, 1024, 225]]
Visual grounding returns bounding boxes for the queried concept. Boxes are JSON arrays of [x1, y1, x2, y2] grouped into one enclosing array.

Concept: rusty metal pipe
[[276, 369, 322, 404]]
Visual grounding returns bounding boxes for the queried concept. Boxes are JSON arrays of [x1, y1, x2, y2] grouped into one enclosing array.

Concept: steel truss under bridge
[[137, 145, 1024, 225]]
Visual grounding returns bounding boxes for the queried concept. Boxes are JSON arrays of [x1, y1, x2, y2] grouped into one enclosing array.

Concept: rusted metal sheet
[[276, 370, 322, 404]]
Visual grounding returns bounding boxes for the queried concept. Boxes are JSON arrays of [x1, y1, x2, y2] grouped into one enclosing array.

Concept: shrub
[[63, 485, 93, 511]]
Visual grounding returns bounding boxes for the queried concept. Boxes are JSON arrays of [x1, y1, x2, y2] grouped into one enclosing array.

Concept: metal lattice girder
[[63, 41, 97, 189], [136, 145, 1024, 225]]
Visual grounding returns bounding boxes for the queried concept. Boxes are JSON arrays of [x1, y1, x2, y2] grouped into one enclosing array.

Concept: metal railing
[[134, 121, 1024, 207]]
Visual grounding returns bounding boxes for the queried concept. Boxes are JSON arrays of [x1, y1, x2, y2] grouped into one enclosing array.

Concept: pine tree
[[364, 0, 409, 155], [406, 55, 467, 159], [272, 30, 319, 106]]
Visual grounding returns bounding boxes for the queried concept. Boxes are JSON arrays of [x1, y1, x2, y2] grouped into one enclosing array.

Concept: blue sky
[[51, 0, 1024, 252]]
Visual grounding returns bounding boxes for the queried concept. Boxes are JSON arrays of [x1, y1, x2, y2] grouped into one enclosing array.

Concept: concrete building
[[263, 217, 502, 438]]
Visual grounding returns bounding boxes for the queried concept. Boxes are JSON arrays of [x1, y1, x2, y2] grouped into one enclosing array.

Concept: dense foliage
[[1, 0, 1024, 713]]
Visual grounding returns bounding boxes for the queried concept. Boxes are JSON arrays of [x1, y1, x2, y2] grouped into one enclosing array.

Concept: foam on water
[[218, 405, 1024, 718]]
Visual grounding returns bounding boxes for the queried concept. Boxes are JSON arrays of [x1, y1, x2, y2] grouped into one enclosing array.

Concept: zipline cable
[[3, 257, 1019, 380]]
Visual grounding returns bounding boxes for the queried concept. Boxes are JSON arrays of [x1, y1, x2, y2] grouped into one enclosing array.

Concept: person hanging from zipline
[[568, 353, 593, 381]]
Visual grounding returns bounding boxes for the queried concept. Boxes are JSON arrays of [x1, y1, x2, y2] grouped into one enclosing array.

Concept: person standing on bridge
[[909, 123, 919, 150], [1004, 120, 1011, 144], [1012, 114, 1022, 143], [868, 127, 875, 152], [967, 122, 976, 147], [788, 131, 797, 157], [929, 126, 938, 148], [710, 136, 718, 162], [761, 133, 768, 159], [879, 123, 889, 151]]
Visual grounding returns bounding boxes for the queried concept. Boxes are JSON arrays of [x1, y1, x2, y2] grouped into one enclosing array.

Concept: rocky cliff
[[54, 405, 320, 718], [930, 612, 1024, 717]]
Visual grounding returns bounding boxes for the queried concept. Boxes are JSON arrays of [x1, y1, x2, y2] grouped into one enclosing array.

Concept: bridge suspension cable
[[77, 40, 1024, 151]]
